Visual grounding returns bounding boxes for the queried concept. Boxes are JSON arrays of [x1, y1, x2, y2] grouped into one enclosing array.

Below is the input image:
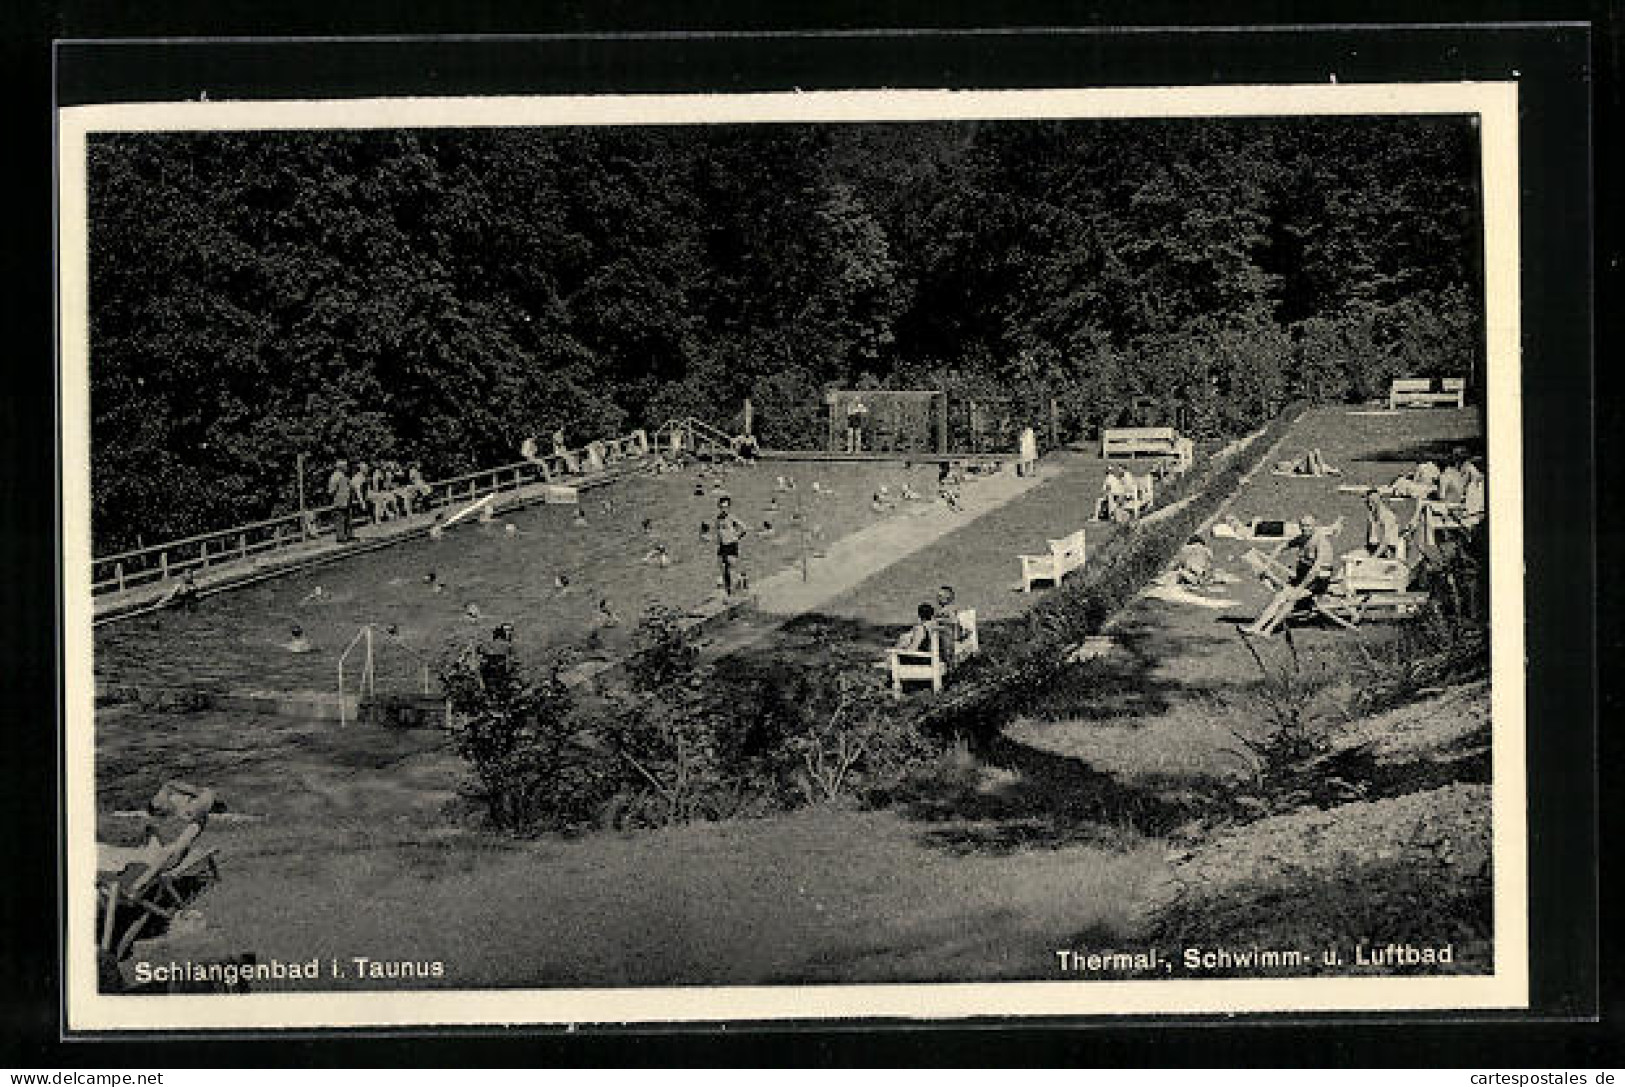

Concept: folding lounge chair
[[97, 821, 219, 961], [96, 783, 220, 961]]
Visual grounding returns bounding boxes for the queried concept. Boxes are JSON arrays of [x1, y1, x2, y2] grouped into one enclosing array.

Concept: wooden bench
[[887, 609, 980, 695], [1389, 376, 1465, 409], [889, 629, 945, 695], [1102, 427, 1185, 462], [1415, 497, 1485, 547], [1020, 529, 1086, 592]]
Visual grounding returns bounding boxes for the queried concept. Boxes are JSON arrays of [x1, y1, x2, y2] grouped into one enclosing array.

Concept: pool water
[[94, 461, 947, 696]]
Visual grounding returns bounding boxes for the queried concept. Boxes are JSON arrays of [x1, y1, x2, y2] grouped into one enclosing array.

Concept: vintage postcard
[[60, 80, 1526, 1030]]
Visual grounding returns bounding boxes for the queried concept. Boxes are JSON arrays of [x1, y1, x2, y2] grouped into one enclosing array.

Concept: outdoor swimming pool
[[94, 460, 946, 697]]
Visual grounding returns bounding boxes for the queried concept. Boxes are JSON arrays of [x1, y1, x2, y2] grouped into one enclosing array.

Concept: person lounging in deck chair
[[1242, 513, 1340, 636], [97, 781, 221, 962], [895, 602, 937, 654], [1388, 460, 1442, 500]]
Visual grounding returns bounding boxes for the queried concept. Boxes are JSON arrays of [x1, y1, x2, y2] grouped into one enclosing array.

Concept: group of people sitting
[[332, 458, 434, 526], [1387, 450, 1485, 508], [1094, 465, 1155, 523], [893, 585, 968, 666]]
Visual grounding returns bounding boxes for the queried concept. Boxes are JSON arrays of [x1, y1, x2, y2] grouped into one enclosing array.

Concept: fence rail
[[92, 428, 651, 597]]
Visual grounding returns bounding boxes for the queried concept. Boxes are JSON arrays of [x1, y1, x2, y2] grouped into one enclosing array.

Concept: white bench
[[1020, 529, 1086, 592], [1389, 376, 1465, 409], [1102, 427, 1184, 461], [886, 609, 980, 695], [889, 629, 945, 695]]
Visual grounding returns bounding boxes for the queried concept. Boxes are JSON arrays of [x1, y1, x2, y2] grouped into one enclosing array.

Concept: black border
[[4, 4, 1614, 1067]]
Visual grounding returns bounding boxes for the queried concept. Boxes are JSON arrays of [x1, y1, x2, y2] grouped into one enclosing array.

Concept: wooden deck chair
[[97, 822, 218, 961]]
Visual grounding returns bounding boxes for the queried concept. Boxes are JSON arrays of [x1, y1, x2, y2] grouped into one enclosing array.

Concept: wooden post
[[238, 534, 247, 560], [159, 551, 169, 580], [970, 401, 981, 453], [936, 391, 949, 455], [296, 453, 307, 538], [115, 562, 125, 591], [797, 485, 809, 583], [743, 398, 754, 437], [1049, 398, 1061, 450]]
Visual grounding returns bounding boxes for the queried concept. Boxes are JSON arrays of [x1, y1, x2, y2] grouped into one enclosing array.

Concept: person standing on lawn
[[715, 495, 749, 596]]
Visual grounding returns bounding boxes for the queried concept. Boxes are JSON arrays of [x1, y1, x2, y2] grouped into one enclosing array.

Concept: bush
[[1222, 630, 1352, 812], [442, 644, 619, 834], [777, 674, 945, 805]]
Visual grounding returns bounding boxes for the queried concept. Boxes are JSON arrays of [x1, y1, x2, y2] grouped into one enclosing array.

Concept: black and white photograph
[[58, 78, 1530, 1030]]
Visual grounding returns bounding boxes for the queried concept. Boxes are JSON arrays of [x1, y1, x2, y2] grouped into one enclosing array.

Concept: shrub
[[1344, 522, 1489, 713], [597, 606, 786, 828], [442, 644, 618, 834], [778, 674, 945, 805], [1222, 630, 1351, 811]]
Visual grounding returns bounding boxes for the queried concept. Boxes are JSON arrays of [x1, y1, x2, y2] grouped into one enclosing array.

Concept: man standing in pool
[[714, 495, 749, 596]]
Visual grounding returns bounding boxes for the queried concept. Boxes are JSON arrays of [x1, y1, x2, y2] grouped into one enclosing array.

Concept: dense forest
[[87, 117, 1482, 551]]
